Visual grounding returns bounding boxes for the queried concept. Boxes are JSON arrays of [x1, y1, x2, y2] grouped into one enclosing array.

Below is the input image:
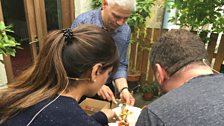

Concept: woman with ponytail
[[0, 24, 119, 126]]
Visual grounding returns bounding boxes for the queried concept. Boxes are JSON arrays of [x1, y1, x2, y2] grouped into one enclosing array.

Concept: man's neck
[[164, 64, 214, 92], [100, 9, 106, 27]]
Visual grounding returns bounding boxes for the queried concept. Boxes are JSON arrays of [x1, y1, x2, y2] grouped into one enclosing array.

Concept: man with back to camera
[[71, 0, 136, 105], [136, 29, 224, 125]]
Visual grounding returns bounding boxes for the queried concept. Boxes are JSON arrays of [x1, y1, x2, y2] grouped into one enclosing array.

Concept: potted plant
[[0, 21, 20, 63], [142, 81, 160, 101]]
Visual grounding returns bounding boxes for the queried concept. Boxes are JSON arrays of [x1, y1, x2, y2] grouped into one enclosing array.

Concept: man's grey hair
[[107, 0, 136, 11]]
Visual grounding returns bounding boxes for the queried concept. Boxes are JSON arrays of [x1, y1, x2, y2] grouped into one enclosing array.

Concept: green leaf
[[0, 21, 20, 62], [0, 22, 6, 31], [165, 0, 223, 33]]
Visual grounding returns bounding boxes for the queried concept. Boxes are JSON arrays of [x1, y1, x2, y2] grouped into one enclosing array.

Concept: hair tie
[[63, 28, 74, 44]]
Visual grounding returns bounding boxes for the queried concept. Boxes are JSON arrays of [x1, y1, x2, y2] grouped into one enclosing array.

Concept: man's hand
[[97, 85, 116, 102], [120, 88, 135, 105], [115, 78, 135, 106]]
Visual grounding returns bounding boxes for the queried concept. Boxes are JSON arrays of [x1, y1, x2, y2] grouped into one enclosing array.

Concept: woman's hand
[[100, 109, 116, 122]]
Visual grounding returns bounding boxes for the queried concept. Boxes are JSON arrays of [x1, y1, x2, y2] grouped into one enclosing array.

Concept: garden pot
[[143, 92, 154, 101], [127, 73, 141, 93], [127, 73, 141, 82]]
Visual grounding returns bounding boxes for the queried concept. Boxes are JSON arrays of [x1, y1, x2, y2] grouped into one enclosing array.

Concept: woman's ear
[[91, 63, 102, 82], [154, 64, 169, 86]]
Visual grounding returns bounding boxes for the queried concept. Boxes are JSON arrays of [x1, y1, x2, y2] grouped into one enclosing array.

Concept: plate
[[108, 123, 118, 126], [110, 106, 141, 126]]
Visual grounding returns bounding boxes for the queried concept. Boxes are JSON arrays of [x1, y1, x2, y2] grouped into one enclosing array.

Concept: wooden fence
[[128, 28, 224, 84]]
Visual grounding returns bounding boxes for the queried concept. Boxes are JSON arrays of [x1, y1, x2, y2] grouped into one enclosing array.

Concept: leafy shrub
[[165, 0, 224, 33], [142, 81, 160, 96], [0, 21, 20, 63]]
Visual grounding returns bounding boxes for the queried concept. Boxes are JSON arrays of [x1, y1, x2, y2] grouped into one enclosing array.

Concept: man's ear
[[91, 63, 102, 82], [154, 64, 169, 86]]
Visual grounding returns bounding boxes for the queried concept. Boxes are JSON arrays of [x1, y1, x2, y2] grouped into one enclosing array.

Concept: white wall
[[146, 0, 165, 28], [75, 0, 92, 17], [146, 0, 179, 29], [0, 55, 8, 87], [162, 1, 179, 29]]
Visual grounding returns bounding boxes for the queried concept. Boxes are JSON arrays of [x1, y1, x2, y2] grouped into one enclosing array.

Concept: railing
[[128, 28, 224, 83]]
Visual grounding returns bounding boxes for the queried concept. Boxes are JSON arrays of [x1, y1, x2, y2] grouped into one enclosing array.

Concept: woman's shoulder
[[41, 96, 81, 115], [29, 96, 91, 125]]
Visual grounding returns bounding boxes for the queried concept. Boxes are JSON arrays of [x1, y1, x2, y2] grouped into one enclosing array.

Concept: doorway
[[1, 0, 32, 77], [0, 0, 74, 82]]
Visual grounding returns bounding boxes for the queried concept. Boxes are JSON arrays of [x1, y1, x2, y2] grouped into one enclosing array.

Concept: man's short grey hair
[[107, 0, 136, 11]]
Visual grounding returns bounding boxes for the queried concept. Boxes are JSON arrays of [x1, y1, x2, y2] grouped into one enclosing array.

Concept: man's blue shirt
[[71, 8, 131, 80]]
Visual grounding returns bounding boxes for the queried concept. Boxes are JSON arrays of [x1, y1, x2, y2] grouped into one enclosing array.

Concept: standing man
[[136, 29, 224, 125], [71, 0, 136, 105]]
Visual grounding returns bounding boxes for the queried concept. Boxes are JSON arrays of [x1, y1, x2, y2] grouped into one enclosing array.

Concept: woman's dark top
[[2, 96, 108, 126]]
